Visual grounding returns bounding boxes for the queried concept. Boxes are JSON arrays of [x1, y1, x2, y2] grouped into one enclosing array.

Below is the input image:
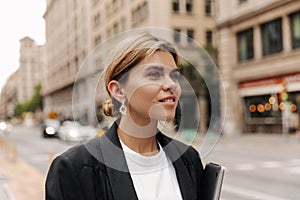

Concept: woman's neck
[[118, 117, 159, 156]]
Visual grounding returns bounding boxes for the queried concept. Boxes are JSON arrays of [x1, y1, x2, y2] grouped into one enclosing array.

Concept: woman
[[46, 32, 204, 200]]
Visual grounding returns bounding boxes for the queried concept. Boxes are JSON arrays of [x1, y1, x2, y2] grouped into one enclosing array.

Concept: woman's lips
[[158, 96, 177, 105]]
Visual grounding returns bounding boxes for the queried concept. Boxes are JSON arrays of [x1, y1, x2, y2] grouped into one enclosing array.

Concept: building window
[[237, 28, 254, 61], [112, 0, 118, 11], [94, 35, 101, 46], [186, 0, 192, 13], [173, 0, 179, 12], [174, 29, 181, 43], [206, 30, 213, 46], [93, 0, 100, 6], [93, 13, 101, 28], [121, 17, 126, 32], [187, 29, 194, 43], [261, 18, 283, 56], [205, 0, 211, 16], [239, 0, 247, 4], [132, 2, 149, 26], [113, 23, 119, 34], [289, 11, 300, 49]]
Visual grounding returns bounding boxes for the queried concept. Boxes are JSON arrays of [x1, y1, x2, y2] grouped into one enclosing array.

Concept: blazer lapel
[[99, 122, 138, 200], [157, 133, 196, 200], [172, 158, 196, 200]]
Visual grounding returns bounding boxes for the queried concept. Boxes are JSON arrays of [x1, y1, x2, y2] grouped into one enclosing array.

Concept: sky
[[0, 0, 46, 91]]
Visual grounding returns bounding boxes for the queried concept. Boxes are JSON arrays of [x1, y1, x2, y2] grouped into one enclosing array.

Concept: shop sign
[[239, 73, 300, 88]]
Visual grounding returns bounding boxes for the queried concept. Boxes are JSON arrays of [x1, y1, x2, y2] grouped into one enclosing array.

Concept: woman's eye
[[170, 71, 180, 80], [147, 71, 161, 78]]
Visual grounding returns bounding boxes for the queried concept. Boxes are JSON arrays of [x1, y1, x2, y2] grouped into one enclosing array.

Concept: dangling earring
[[119, 101, 127, 116]]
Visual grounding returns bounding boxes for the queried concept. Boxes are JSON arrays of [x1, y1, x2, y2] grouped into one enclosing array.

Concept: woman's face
[[121, 50, 181, 125]]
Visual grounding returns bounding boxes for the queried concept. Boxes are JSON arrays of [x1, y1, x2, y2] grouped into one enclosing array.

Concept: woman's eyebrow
[[144, 65, 164, 72]]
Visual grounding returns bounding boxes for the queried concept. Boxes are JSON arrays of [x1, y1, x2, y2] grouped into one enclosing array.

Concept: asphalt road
[[4, 125, 73, 174], [5, 125, 300, 200], [200, 134, 300, 200]]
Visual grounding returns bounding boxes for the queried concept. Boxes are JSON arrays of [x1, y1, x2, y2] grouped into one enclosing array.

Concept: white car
[[58, 121, 97, 142], [0, 121, 13, 134]]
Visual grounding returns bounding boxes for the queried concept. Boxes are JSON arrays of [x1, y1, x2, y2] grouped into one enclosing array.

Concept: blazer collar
[[100, 120, 195, 200], [98, 120, 138, 200], [157, 133, 197, 200]]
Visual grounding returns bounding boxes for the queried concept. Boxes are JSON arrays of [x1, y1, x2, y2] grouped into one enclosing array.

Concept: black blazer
[[45, 121, 204, 200]]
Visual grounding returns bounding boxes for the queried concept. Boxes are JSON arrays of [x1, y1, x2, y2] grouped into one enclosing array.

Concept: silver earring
[[119, 101, 127, 116]]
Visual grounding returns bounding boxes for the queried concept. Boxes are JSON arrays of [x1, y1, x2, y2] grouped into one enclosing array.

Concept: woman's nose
[[162, 75, 177, 92]]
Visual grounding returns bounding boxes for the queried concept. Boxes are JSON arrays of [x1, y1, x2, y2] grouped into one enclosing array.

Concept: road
[[199, 134, 300, 200], [4, 125, 300, 199], [4, 125, 73, 175]]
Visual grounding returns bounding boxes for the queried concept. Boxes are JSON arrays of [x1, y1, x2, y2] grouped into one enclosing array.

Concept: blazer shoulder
[[59, 137, 105, 171]]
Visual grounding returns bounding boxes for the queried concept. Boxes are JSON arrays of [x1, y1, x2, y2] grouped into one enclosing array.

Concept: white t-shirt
[[120, 140, 183, 200]]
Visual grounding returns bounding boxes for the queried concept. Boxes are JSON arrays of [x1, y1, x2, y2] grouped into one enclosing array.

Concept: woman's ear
[[107, 80, 125, 102]]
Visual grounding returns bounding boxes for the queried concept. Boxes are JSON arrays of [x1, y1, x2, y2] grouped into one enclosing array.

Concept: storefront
[[240, 73, 300, 134]]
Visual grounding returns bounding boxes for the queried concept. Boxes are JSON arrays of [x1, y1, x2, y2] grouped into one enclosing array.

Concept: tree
[[14, 83, 43, 116]]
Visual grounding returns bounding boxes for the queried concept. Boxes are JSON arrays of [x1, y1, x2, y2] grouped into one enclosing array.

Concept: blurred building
[[43, 0, 218, 129], [91, 0, 216, 47], [0, 37, 46, 120], [0, 72, 17, 120], [18, 37, 46, 103], [43, 0, 92, 123], [217, 0, 300, 135]]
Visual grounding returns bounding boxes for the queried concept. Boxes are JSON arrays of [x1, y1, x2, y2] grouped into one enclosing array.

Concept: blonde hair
[[102, 32, 179, 117]]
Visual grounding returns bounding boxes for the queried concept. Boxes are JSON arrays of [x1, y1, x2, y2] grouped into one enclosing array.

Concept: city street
[[0, 125, 300, 200], [199, 133, 300, 200], [2, 125, 73, 175]]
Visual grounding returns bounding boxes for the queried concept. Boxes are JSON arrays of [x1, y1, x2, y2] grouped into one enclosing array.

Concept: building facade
[[217, 0, 300, 135], [17, 37, 45, 103], [43, 0, 92, 123], [91, 0, 217, 48], [0, 37, 46, 120], [0, 72, 17, 120]]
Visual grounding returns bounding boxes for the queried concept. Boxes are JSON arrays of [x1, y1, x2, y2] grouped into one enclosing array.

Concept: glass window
[[174, 29, 181, 43], [205, 0, 211, 16], [261, 18, 283, 56], [237, 28, 254, 61], [206, 30, 213, 46], [131, 2, 148, 26], [186, 0, 192, 13], [173, 0, 179, 12], [94, 13, 101, 28], [289, 11, 300, 49], [187, 29, 194, 43], [239, 0, 247, 4]]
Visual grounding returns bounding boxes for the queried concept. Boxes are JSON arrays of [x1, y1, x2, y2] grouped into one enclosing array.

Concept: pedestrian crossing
[[221, 184, 291, 200], [219, 158, 300, 200], [231, 158, 300, 175]]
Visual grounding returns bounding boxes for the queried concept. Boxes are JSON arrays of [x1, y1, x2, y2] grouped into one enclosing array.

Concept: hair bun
[[102, 99, 114, 117]]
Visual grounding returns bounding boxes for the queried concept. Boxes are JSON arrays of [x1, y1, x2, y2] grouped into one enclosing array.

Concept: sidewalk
[[0, 171, 14, 200], [0, 135, 45, 200]]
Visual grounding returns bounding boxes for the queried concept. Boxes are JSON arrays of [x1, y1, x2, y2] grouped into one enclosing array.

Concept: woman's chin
[[151, 113, 175, 122], [148, 105, 176, 121]]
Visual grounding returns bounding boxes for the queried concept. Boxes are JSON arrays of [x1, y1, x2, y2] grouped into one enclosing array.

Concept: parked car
[[0, 121, 13, 134], [41, 119, 60, 138], [58, 121, 97, 142]]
